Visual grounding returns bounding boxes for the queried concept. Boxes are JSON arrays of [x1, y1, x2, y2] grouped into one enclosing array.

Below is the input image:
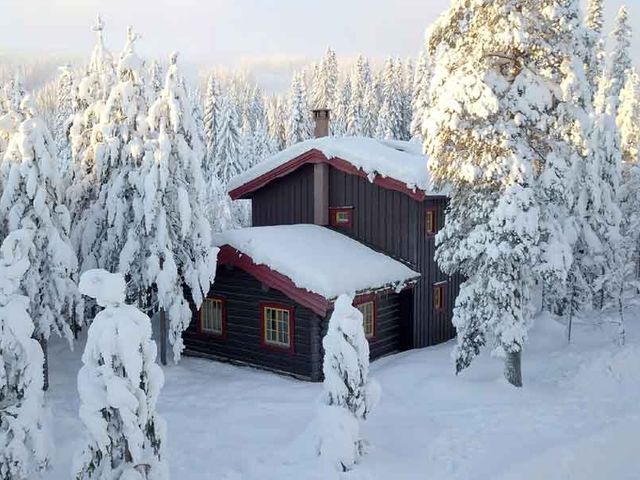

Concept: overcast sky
[[1, 0, 638, 89]]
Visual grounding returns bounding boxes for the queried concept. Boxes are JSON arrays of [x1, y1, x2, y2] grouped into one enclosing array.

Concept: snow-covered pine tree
[[361, 83, 378, 138], [399, 57, 414, 140], [76, 26, 149, 296], [266, 95, 287, 152], [74, 269, 168, 480], [376, 57, 403, 140], [213, 93, 242, 184], [203, 73, 220, 175], [331, 79, 351, 137], [148, 59, 164, 99], [143, 51, 217, 362], [316, 294, 380, 472], [54, 64, 75, 172], [286, 71, 312, 146], [0, 229, 52, 480], [346, 55, 372, 136], [67, 15, 116, 248], [584, 0, 605, 101], [618, 68, 640, 164], [424, 0, 587, 386], [0, 95, 82, 347], [606, 6, 632, 114], [411, 49, 431, 140], [311, 47, 338, 110]]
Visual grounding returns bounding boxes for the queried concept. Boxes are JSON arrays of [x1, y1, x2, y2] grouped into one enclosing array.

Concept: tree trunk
[[39, 335, 49, 391], [504, 350, 522, 387], [159, 308, 167, 366]]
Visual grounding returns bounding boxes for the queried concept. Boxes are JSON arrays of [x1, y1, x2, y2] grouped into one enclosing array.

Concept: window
[[426, 207, 438, 237], [356, 300, 376, 339], [200, 297, 225, 336], [433, 282, 447, 312], [329, 207, 353, 228], [261, 303, 294, 351]]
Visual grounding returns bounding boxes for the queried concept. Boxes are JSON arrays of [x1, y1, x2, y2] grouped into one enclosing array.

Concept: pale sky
[[1, 0, 638, 89]]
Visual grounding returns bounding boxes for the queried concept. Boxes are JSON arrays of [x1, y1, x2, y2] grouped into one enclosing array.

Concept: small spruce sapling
[[74, 269, 168, 480], [315, 294, 381, 472]]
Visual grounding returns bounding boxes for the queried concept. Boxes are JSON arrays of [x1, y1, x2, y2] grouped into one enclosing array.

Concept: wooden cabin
[[183, 110, 461, 380]]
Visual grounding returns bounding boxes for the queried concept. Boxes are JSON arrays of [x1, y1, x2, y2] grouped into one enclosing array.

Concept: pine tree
[[144, 52, 216, 362], [75, 26, 149, 294], [54, 64, 75, 172], [617, 69, 640, 164], [376, 58, 403, 140], [203, 73, 220, 176], [584, 0, 605, 100], [411, 49, 431, 140], [213, 93, 242, 184], [149, 59, 164, 98], [0, 95, 82, 350], [286, 71, 312, 146], [311, 47, 338, 110], [266, 95, 287, 152], [346, 55, 372, 136], [606, 6, 632, 114], [0, 229, 52, 480], [361, 83, 378, 138], [67, 15, 116, 249], [316, 294, 380, 471], [74, 269, 168, 480], [424, 0, 587, 386], [332, 79, 351, 137]]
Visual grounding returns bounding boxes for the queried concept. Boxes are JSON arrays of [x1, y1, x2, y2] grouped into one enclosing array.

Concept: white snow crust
[[227, 136, 437, 195], [216, 224, 420, 299]]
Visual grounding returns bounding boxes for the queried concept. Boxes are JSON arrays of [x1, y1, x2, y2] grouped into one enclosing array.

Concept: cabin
[[183, 110, 461, 381]]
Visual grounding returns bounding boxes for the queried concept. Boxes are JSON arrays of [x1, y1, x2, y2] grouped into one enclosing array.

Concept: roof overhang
[[217, 244, 418, 317], [228, 149, 429, 202]]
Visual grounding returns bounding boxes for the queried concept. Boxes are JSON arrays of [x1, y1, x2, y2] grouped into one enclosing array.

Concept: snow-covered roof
[[215, 224, 420, 300], [228, 136, 438, 197]]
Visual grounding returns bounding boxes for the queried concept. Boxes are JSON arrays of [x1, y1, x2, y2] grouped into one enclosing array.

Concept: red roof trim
[[228, 149, 428, 202], [218, 245, 332, 317]]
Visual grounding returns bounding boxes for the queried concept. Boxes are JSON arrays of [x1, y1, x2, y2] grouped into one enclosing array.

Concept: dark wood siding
[[328, 168, 419, 264], [414, 198, 458, 346], [183, 266, 321, 380], [328, 169, 457, 348], [251, 164, 314, 226]]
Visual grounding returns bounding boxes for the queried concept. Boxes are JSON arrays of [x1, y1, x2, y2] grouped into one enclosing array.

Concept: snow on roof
[[228, 136, 437, 195], [215, 225, 420, 300]]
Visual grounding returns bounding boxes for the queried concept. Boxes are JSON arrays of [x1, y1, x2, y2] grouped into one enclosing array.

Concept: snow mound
[[228, 136, 438, 195], [79, 269, 126, 306], [216, 225, 420, 299]]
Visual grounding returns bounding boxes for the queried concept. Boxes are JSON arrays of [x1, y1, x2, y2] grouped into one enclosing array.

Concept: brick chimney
[[312, 109, 330, 138]]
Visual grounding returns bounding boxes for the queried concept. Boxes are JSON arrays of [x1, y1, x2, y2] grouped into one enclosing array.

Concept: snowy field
[[45, 312, 640, 480]]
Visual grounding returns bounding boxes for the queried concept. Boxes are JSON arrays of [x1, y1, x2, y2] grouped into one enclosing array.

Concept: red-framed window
[[329, 207, 353, 228], [260, 302, 295, 353], [433, 282, 447, 312], [199, 296, 226, 337], [426, 207, 438, 237], [354, 295, 376, 340]]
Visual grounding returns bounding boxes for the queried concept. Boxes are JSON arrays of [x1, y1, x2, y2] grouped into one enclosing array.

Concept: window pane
[[264, 307, 291, 347]]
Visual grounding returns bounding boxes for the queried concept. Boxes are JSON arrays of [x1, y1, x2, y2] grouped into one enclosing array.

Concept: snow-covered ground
[[45, 311, 640, 480]]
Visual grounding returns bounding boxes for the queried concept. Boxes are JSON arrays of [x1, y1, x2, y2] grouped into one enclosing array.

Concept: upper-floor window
[[261, 303, 294, 351], [433, 282, 447, 312], [426, 207, 438, 237], [355, 297, 376, 340], [200, 297, 225, 336], [329, 207, 353, 228]]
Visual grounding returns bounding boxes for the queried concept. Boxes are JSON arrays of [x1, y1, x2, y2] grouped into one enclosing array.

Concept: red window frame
[[198, 295, 227, 339], [260, 302, 295, 354], [426, 206, 438, 237], [433, 282, 447, 313], [329, 207, 354, 228], [354, 294, 377, 341]]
